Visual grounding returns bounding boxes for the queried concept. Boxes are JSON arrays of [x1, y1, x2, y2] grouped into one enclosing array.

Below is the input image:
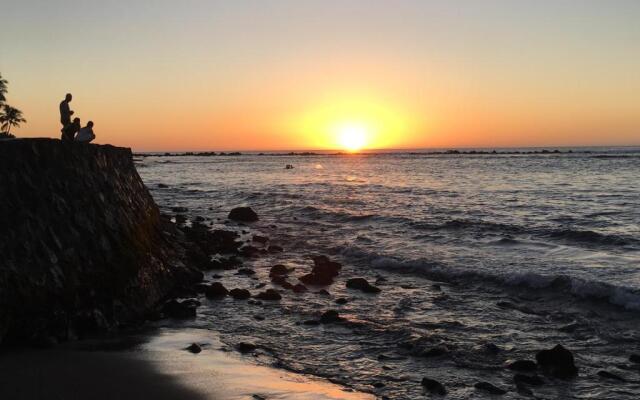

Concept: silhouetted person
[[61, 117, 80, 141], [59, 93, 74, 128], [75, 121, 95, 143]]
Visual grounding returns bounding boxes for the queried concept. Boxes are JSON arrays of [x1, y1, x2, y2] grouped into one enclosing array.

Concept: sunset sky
[[2, 0, 639, 151]]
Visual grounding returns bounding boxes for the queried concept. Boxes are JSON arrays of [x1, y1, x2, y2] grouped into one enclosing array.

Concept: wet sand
[[0, 328, 374, 400]]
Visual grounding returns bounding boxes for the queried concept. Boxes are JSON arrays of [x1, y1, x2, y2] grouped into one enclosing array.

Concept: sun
[[336, 122, 368, 152]]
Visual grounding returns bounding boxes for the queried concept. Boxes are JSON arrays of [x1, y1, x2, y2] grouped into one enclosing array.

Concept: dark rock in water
[[271, 275, 288, 285], [236, 342, 257, 353], [474, 381, 507, 395], [597, 370, 625, 381], [482, 343, 501, 354], [303, 320, 320, 326], [346, 278, 381, 293], [419, 347, 448, 358], [162, 300, 197, 319], [186, 343, 202, 354], [316, 289, 331, 296], [205, 282, 228, 298], [298, 256, 342, 286], [421, 377, 446, 395], [335, 297, 348, 305], [630, 354, 640, 363], [432, 284, 442, 291], [171, 206, 188, 213], [299, 273, 333, 286], [255, 282, 266, 289], [269, 264, 290, 277], [236, 268, 256, 276], [267, 245, 284, 253], [372, 382, 385, 388], [240, 246, 261, 258], [514, 374, 544, 386], [195, 216, 205, 222], [320, 310, 342, 324], [255, 289, 281, 301], [281, 281, 294, 290], [229, 288, 251, 300], [228, 207, 259, 222], [252, 395, 267, 400], [536, 344, 578, 379], [158, 183, 169, 188], [508, 360, 537, 372], [253, 235, 269, 244], [253, 315, 265, 321], [292, 283, 307, 293]]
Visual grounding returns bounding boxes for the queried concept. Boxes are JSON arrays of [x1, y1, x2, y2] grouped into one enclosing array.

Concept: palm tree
[[0, 105, 26, 137], [0, 74, 8, 104]]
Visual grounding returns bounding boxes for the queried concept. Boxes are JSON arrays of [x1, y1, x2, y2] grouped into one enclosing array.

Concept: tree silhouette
[[1, 105, 26, 138], [0, 74, 7, 104]]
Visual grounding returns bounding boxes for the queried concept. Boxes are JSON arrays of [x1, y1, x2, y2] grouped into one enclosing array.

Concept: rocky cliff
[[0, 139, 192, 344]]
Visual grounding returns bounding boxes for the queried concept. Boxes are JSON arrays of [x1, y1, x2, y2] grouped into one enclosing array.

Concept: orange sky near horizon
[[2, 1, 639, 151]]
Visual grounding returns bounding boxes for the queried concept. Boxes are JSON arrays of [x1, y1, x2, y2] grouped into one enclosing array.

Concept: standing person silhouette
[[59, 93, 74, 132]]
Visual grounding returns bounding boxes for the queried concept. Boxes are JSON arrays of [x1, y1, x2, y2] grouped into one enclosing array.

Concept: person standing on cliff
[[59, 93, 73, 133]]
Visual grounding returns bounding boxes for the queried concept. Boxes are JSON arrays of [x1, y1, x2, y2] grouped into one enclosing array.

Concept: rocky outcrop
[[0, 139, 195, 344]]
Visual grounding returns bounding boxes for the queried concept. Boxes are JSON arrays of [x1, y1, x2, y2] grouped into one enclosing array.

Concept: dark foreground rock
[[474, 381, 507, 395], [346, 278, 381, 293], [255, 289, 282, 301], [228, 207, 259, 222], [536, 344, 578, 379], [421, 377, 446, 395], [299, 255, 342, 286], [0, 139, 202, 344]]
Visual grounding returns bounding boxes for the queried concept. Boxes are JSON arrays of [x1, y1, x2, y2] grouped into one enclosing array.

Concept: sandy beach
[[0, 328, 374, 400]]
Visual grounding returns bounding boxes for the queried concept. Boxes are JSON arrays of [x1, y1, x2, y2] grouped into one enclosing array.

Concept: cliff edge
[[0, 139, 189, 344]]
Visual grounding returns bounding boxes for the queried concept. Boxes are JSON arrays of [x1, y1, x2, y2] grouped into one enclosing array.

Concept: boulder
[[228, 207, 259, 222], [536, 344, 578, 379], [229, 288, 251, 300], [253, 235, 269, 244], [269, 264, 290, 277], [292, 284, 308, 293], [513, 374, 544, 386], [185, 343, 202, 354], [507, 360, 537, 372], [205, 282, 228, 298], [320, 310, 342, 324], [236, 342, 257, 353], [346, 278, 381, 293], [255, 289, 282, 301], [298, 256, 342, 286], [335, 297, 348, 305], [162, 299, 197, 319], [474, 382, 507, 395], [421, 377, 446, 395], [236, 268, 256, 276]]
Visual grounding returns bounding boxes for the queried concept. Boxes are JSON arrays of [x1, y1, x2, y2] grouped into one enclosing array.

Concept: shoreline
[[0, 327, 374, 400]]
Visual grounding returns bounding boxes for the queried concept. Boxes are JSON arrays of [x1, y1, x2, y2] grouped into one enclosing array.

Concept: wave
[[339, 245, 640, 312]]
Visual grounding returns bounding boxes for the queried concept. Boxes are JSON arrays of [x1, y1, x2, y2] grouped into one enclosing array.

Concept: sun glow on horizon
[[335, 122, 369, 152]]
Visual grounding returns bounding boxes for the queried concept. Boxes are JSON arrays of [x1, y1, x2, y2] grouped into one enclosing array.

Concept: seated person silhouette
[[61, 118, 81, 141], [75, 121, 95, 143]]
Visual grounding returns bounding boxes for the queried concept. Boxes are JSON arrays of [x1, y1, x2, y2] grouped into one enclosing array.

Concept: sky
[[1, 0, 639, 151]]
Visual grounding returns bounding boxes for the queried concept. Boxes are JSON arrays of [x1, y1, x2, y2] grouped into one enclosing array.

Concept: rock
[[419, 347, 448, 358], [253, 235, 269, 244], [346, 278, 381, 293], [630, 354, 640, 363], [229, 288, 251, 300], [303, 320, 320, 326], [514, 374, 544, 386], [317, 289, 330, 296], [299, 273, 334, 286], [292, 283, 307, 293], [269, 264, 290, 277], [228, 207, 259, 222], [271, 275, 288, 285], [236, 342, 257, 353], [267, 245, 283, 253], [482, 343, 501, 354], [236, 268, 256, 275], [255, 282, 266, 289], [171, 206, 188, 213], [299, 256, 342, 286], [255, 289, 282, 301], [254, 315, 265, 321], [162, 299, 197, 319], [240, 246, 261, 258], [421, 377, 446, 395], [186, 343, 202, 353], [372, 382, 385, 388], [507, 360, 537, 372], [474, 381, 507, 395], [335, 297, 348, 305], [597, 370, 625, 381], [320, 310, 342, 324], [535, 344, 578, 379], [205, 282, 228, 298], [158, 183, 168, 188]]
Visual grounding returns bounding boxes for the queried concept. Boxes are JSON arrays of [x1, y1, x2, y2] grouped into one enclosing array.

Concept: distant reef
[[0, 139, 201, 345]]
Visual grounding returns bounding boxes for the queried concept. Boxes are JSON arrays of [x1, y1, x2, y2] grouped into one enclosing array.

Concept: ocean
[[137, 147, 640, 399]]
